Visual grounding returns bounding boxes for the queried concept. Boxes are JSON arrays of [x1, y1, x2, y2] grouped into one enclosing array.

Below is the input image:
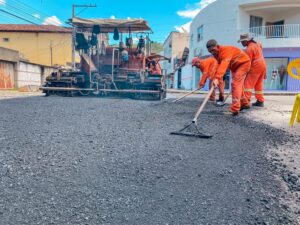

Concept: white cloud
[[175, 21, 192, 33], [110, 15, 116, 20], [0, 0, 6, 5], [127, 17, 131, 20], [43, 16, 62, 26], [177, 8, 200, 19], [33, 14, 40, 19], [177, 0, 216, 19]]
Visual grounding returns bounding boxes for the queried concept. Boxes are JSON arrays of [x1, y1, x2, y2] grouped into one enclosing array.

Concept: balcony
[[249, 24, 300, 39], [243, 24, 300, 48]]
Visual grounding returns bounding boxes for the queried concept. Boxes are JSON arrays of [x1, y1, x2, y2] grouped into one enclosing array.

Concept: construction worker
[[238, 34, 267, 107], [206, 39, 251, 115], [192, 57, 224, 102], [149, 60, 162, 75]]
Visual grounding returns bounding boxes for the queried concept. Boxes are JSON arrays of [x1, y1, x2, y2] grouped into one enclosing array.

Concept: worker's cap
[[206, 39, 218, 49], [238, 33, 254, 43], [192, 57, 201, 66]]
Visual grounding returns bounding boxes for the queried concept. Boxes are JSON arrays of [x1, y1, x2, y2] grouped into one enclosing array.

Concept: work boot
[[240, 105, 250, 111], [232, 111, 239, 116], [252, 101, 264, 107], [229, 109, 239, 116], [217, 97, 224, 103]]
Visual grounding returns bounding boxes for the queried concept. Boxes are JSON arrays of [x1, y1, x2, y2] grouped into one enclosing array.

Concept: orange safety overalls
[[197, 57, 224, 101], [243, 42, 266, 104], [214, 46, 251, 113]]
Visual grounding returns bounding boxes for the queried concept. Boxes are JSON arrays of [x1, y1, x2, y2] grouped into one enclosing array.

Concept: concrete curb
[[167, 89, 299, 96]]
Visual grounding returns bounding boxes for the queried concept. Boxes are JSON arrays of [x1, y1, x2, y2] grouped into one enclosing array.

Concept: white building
[[181, 0, 300, 91], [162, 31, 189, 89]]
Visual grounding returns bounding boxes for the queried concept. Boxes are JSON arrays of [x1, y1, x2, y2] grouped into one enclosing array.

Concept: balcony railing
[[249, 24, 300, 39]]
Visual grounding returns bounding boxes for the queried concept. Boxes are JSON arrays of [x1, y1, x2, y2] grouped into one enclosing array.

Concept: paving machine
[[41, 17, 170, 100]]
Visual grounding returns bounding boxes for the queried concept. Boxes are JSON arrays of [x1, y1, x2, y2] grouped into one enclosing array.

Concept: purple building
[[263, 48, 300, 92]]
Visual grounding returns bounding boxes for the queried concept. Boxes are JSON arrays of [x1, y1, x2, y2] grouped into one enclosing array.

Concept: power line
[[1, 0, 69, 26], [0, 13, 21, 23], [11, 0, 60, 24], [5, 1, 47, 23], [0, 8, 38, 24], [13, 0, 52, 18]]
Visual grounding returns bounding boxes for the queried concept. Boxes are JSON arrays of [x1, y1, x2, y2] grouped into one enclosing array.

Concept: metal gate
[[0, 61, 14, 89]]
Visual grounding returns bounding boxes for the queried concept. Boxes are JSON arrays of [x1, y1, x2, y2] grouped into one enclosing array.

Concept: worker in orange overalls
[[206, 39, 251, 116], [192, 57, 224, 102], [149, 60, 162, 75], [238, 34, 267, 107]]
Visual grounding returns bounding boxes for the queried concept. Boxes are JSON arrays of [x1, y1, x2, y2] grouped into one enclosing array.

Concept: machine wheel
[[69, 90, 78, 97], [79, 90, 91, 96]]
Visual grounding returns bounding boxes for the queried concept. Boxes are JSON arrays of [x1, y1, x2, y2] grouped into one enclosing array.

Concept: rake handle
[[172, 88, 201, 103], [192, 86, 215, 124], [223, 92, 231, 102]]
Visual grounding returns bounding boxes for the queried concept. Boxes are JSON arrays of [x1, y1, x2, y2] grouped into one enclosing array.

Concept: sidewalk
[[167, 88, 299, 96], [0, 90, 43, 99], [243, 95, 300, 134]]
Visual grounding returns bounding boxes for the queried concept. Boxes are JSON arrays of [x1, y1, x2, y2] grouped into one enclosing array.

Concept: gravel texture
[[0, 96, 299, 225]]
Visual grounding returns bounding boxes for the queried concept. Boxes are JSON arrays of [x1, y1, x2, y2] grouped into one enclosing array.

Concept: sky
[[0, 0, 216, 43]]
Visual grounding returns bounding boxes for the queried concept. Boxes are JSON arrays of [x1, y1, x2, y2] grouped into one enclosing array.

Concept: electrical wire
[[0, 8, 38, 24], [4, 2, 43, 24], [0, 0, 69, 26]]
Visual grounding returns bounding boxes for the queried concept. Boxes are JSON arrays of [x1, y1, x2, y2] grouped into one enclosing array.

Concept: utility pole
[[71, 4, 96, 70], [50, 40, 53, 66]]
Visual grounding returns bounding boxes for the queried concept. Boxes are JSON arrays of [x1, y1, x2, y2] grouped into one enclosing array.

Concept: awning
[[147, 54, 170, 62], [70, 17, 152, 33]]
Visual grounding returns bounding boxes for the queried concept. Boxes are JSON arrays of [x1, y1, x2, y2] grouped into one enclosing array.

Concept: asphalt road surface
[[0, 96, 299, 225]]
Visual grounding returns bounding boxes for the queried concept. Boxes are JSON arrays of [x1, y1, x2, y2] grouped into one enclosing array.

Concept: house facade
[[0, 24, 73, 67], [161, 31, 189, 89], [0, 47, 56, 90], [181, 0, 300, 91]]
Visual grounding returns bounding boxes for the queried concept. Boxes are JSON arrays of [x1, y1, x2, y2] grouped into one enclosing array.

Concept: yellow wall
[[0, 32, 72, 66]]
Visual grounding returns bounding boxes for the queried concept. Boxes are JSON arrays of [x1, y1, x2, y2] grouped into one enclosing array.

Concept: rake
[[172, 88, 201, 103], [170, 86, 215, 138]]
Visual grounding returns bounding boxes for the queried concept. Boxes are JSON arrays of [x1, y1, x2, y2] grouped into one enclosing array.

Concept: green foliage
[[151, 42, 163, 54]]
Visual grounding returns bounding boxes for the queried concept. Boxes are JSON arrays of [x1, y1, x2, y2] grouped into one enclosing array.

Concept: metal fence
[[249, 24, 300, 39]]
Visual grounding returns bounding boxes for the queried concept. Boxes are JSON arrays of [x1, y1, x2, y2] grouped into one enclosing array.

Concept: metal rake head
[[170, 122, 213, 139]]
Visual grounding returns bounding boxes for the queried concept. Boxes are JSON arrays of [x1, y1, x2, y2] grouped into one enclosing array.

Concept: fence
[[249, 24, 300, 39]]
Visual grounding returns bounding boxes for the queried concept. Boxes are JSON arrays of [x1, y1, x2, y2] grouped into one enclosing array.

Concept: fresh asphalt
[[0, 96, 299, 224]]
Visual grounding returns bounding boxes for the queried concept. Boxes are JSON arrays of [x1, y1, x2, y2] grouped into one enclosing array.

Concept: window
[[194, 48, 202, 57], [198, 49, 203, 57], [250, 15, 263, 28], [250, 15, 263, 35], [190, 34, 194, 49], [264, 58, 288, 90], [3, 38, 9, 42], [194, 49, 197, 57], [190, 34, 194, 42], [197, 25, 204, 42]]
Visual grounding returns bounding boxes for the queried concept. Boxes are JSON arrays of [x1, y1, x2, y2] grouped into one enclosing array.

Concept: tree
[[151, 42, 163, 54]]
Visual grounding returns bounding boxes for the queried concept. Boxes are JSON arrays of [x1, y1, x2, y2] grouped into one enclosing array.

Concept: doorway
[[266, 20, 284, 38], [177, 68, 182, 89]]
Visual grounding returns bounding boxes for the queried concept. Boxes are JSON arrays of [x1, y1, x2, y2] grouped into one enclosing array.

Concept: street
[[0, 94, 299, 224]]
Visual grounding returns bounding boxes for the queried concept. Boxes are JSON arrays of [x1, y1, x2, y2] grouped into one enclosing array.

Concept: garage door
[[0, 61, 14, 89]]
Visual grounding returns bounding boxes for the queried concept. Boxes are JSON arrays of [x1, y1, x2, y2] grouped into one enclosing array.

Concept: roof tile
[[0, 24, 72, 33]]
